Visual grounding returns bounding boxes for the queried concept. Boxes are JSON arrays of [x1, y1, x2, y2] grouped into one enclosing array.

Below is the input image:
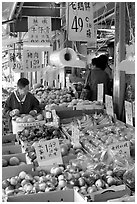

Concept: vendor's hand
[[9, 109, 20, 117], [29, 110, 37, 116]]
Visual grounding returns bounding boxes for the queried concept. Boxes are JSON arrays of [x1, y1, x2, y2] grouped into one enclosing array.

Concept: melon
[[9, 157, 20, 166]]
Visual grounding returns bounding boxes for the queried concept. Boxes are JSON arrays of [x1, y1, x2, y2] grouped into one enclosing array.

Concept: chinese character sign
[[28, 17, 51, 43], [68, 2, 95, 42], [9, 50, 23, 73], [105, 95, 114, 117], [109, 141, 130, 159], [34, 138, 63, 166], [23, 48, 42, 72]]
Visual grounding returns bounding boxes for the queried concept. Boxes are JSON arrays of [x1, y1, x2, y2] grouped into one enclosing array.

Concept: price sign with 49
[[68, 2, 95, 42]]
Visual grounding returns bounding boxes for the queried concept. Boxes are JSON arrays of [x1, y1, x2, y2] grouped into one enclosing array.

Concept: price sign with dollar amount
[[68, 2, 96, 42], [34, 138, 63, 167]]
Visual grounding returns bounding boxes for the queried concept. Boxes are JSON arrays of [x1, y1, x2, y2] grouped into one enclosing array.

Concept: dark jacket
[[4, 91, 41, 115], [84, 68, 111, 101]]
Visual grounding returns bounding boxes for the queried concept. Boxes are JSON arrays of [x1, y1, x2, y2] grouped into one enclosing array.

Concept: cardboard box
[[2, 153, 33, 180], [107, 195, 135, 202], [88, 184, 131, 202], [2, 134, 16, 145], [8, 189, 86, 202], [2, 144, 22, 155]]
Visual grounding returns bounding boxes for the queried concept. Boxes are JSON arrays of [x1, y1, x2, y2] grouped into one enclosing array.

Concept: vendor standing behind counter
[[3, 78, 41, 131], [82, 55, 112, 101]]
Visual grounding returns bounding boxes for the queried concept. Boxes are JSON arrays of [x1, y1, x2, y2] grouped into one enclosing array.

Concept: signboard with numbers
[[108, 141, 130, 159], [125, 101, 133, 126], [105, 95, 114, 117], [68, 2, 96, 42], [71, 123, 80, 145], [9, 50, 23, 73], [97, 83, 104, 102], [23, 48, 42, 72], [28, 17, 51, 43], [34, 138, 63, 166]]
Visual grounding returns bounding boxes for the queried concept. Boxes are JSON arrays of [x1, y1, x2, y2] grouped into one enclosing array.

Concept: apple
[[95, 179, 105, 189], [78, 177, 85, 187], [2, 180, 10, 189], [64, 172, 73, 181], [10, 177, 18, 186], [50, 167, 62, 176], [60, 144, 69, 156], [79, 186, 87, 195], [107, 176, 116, 186], [19, 171, 27, 180], [38, 182, 46, 192], [37, 114, 44, 121], [24, 183, 33, 192], [58, 180, 67, 188], [39, 176, 47, 183], [19, 162, 26, 166], [21, 179, 30, 187], [27, 118, 35, 123], [58, 175, 65, 181], [2, 159, 8, 167], [33, 176, 40, 182], [73, 172, 81, 179], [9, 157, 20, 166], [87, 185, 97, 194], [25, 174, 33, 181]]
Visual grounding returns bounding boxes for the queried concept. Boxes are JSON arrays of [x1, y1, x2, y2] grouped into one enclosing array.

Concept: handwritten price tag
[[51, 109, 59, 126], [125, 101, 133, 126], [71, 124, 80, 145], [34, 138, 63, 166], [108, 141, 130, 159], [97, 83, 104, 102], [105, 95, 114, 117]]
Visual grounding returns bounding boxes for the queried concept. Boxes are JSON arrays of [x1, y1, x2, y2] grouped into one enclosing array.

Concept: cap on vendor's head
[[92, 54, 108, 70], [17, 78, 29, 88]]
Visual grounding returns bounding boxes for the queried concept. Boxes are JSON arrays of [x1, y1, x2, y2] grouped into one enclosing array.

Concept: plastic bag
[[123, 164, 135, 190]]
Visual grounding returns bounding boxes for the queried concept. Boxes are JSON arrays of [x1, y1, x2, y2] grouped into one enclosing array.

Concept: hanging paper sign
[[97, 83, 104, 102], [125, 101, 133, 126], [68, 2, 96, 42], [132, 101, 135, 118], [9, 50, 23, 72], [34, 138, 63, 166], [108, 141, 130, 159], [28, 16, 51, 43], [23, 49, 42, 72], [71, 123, 80, 145], [105, 95, 114, 117]]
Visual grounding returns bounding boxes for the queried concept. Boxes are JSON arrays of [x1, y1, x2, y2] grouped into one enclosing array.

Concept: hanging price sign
[[71, 123, 80, 145], [9, 50, 23, 73], [108, 141, 130, 159], [68, 2, 96, 42], [105, 95, 114, 117], [34, 138, 63, 167], [28, 17, 51, 43], [125, 101, 133, 126], [97, 83, 104, 102]]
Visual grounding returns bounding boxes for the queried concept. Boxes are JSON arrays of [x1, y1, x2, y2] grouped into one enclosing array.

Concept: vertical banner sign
[[125, 101, 133, 126], [105, 95, 114, 117], [28, 17, 51, 43], [34, 138, 63, 167], [97, 83, 104, 102], [68, 2, 95, 42], [9, 50, 23, 73]]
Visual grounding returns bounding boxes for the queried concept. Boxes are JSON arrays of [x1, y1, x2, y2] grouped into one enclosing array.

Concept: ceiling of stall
[[2, 2, 115, 43]]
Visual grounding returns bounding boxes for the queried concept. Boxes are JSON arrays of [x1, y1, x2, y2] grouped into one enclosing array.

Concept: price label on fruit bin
[[105, 95, 114, 117], [71, 123, 80, 145], [125, 101, 133, 126], [34, 138, 63, 166], [97, 83, 103, 103], [108, 141, 130, 159]]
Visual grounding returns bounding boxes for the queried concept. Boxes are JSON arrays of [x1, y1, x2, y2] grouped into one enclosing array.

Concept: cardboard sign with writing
[[108, 141, 130, 159], [51, 109, 59, 126], [28, 17, 51, 43], [68, 2, 96, 42], [97, 83, 104, 102], [125, 101, 133, 126], [71, 124, 80, 145], [105, 95, 114, 117], [34, 138, 63, 166]]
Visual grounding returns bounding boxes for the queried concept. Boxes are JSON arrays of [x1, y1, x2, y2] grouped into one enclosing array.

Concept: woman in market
[[81, 55, 112, 101], [3, 78, 41, 131]]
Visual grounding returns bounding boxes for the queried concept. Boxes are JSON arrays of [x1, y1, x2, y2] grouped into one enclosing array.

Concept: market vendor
[[3, 78, 41, 131]]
